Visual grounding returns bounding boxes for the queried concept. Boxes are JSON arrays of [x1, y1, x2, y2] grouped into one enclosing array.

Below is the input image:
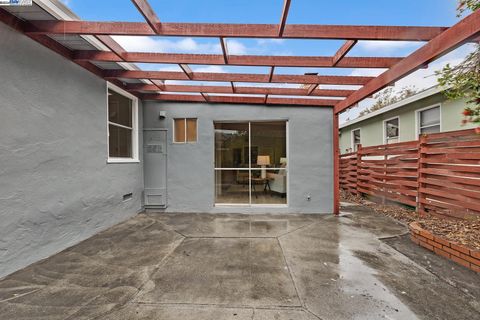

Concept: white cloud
[[191, 65, 226, 73], [349, 68, 387, 77], [111, 36, 291, 57], [224, 40, 247, 55], [256, 39, 286, 45], [155, 65, 182, 72], [112, 36, 252, 55], [356, 40, 424, 53], [112, 36, 221, 54]]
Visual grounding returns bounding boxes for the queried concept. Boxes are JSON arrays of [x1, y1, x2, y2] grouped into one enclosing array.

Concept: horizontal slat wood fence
[[339, 151, 358, 195], [340, 129, 480, 220]]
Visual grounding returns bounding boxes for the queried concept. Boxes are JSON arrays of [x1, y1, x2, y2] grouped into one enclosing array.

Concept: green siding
[[442, 98, 476, 132], [339, 93, 474, 154]]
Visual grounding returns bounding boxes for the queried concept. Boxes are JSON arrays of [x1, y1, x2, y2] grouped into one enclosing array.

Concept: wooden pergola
[[1, 0, 479, 214]]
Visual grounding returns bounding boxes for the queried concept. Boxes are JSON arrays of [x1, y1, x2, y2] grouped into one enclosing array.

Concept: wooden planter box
[[409, 222, 480, 273]]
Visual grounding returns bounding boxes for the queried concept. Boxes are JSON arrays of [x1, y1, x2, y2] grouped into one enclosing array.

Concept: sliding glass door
[[214, 121, 287, 206]]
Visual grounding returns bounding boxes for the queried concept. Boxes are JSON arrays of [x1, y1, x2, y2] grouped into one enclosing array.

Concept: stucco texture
[[0, 23, 144, 278], [143, 102, 334, 214]]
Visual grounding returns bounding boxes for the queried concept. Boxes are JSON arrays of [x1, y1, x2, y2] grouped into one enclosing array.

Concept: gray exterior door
[[143, 129, 167, 208]]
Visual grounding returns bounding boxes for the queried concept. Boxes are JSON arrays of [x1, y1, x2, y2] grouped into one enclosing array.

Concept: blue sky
[[63, 0, 459, 59], [61, 0, 473, 121], [65, 0, 458, 25]]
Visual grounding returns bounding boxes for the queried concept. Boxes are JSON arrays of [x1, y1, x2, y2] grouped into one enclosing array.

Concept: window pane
[[109, 124, 132, 158], [108, 89, 132, 127], [174, 119, 186, 143], [420, 125, 440, 134], [385, 118, 399, 139], [215, 170, 250, 204], [420, 107, 440, 127], [251, 121, 286, 168], [352, 129, 361, 151], [214, 122, 249, 168], [186, 118, 197, 142], [353, 129, 361, 144], [251, 169, 287, 205]]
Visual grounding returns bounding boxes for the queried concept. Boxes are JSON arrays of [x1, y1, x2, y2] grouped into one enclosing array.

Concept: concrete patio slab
[[0, 209, 478, 320], [153, 212, 318, 238], [135, 237, 300, 306]]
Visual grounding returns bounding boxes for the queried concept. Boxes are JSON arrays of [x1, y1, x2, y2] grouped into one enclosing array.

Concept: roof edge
[[339, 85, 444, 129], [33, 0, 146, 76]]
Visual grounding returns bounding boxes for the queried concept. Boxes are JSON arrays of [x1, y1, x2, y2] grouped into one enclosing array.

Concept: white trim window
[[418, 105, 441, 135], [173, 118, 198, 143], [351, 128, 361, 151], [384, 117, 399, 144], [107, 83, 139, 163]]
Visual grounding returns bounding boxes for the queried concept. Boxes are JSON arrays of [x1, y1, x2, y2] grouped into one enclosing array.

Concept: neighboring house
[[339, 86, 476, 154]]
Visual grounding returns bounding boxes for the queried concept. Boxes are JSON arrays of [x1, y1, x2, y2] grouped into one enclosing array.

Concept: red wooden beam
[[201, 92, 209, 102], [143, 93, 204, 102], [151, 79, 165, 89], [335, 9, 480, 114], [268, 67, 275, 82], [96, 35, 126, 58], [282, 25, 447, 41], [267, 97, 338, 106], [74, 50, 403, 68], [179, 64, 193, 79], [306, 84, 319, 95], [278, 0, 291, 36], [105, 70, 189, 81], [26, 20, 447, 41], [126, 83, 354, 97], [130, 0, 161, 33], [104, 69, 373, 85], [332, 40, 357, 66], [229, 56, 402, 68], [220, 37, 229, 64], [310, 89, 353, 97], [142, 93, 338, 106], [272, 74, 372, 85]]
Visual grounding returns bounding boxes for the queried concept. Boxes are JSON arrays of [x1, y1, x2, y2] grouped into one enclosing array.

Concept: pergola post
[[333, 110, 340, 215]]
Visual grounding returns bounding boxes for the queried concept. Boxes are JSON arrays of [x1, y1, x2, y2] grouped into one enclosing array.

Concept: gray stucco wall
[[143, 101, 334, 214], [0, 23, 144, 277]]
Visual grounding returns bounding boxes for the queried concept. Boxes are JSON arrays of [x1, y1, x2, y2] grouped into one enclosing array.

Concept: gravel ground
[[341, 190, 480, 251]]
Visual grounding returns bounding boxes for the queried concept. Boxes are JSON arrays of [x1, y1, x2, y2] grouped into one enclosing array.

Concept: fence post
[[417, 135, 427, 214], [382, 145, 387, 205], [356, 144, 362, 196]]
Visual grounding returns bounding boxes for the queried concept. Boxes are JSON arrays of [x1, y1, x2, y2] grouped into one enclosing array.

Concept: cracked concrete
[[0, 207, 478, 320]]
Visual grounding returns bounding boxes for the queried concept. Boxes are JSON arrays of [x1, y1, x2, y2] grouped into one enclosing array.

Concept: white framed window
[[107, 82, 139, 163], [417, 105, 441, 136], [384, 117, 399, 144], [351, 128, 361, 151], [173, 118, 198, 143]]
